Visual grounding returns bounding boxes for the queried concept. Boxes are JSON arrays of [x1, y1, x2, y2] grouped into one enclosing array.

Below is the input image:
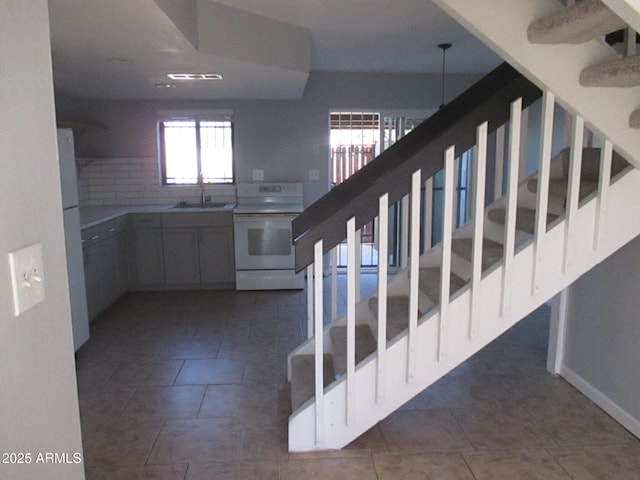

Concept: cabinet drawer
[[130, 213, 162, 228], [99, 216, 128, 237], [162, 211, 232, 228], [81, 224, 103, 248], [82, 215, 129, 247]]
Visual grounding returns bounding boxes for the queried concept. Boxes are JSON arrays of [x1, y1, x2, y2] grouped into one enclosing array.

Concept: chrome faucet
[[199, 172, 208, 205]]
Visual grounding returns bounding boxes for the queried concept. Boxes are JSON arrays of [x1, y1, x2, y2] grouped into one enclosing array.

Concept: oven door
[[233, 213, 297, 270]]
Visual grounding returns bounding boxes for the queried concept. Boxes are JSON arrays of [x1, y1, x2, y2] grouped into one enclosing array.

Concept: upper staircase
[[287, 0, 640, 451]]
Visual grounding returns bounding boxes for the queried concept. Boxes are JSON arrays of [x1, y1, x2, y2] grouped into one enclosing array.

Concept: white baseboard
[[560, 365, 640, 439]]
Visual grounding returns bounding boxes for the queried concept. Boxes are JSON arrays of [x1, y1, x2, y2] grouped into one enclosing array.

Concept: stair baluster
[[593, 139, 612, 250], [408, 170, 422, 376], [312, 239, 324, 447], [501, 98, 523, 318], [532, 90, 555, 295], [346, 217, 357, 425], [376, 193, 389, 403], [438, 152, 455, 360], [470, 122, 488, 339], [563, 115, 585, 273]]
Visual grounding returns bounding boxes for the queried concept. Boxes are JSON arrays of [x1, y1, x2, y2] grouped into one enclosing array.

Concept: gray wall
[[0, 2, 84, 478], [564, 236, 640, 426], [56, 71, 483, 206]]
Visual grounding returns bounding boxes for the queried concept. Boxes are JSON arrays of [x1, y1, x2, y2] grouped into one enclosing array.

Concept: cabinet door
[[131, 228, 165, 286], [102, 232, 129, 304], [115, 232, 129, 296], [102, 235, 120, 306], [163, 228, 199, 285], [83, 244, 104, 320], [199, 227, 235, 284]]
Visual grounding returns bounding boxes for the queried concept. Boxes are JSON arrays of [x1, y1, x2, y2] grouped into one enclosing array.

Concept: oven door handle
[[233, 213, 299, 220]]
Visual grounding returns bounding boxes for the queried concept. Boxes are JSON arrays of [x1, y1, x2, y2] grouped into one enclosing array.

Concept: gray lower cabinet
[[129, 214, 165, 287], [82, 243, 103, 320], [88, 211, 234, 301], [161, 211, 235, 288], [163, 228, 199, 285], [82, 216, 129, 320], [199, 227, 235, 284]]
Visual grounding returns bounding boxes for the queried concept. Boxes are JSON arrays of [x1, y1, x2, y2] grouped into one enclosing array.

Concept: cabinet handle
[[108, 228, 116, 233], [90, 235, 100, 241]]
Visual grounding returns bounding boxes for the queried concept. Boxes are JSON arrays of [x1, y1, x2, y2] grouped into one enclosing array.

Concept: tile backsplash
[[77, 157, 236, 207]]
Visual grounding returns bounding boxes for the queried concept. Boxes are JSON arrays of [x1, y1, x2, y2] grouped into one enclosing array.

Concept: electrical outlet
[[309, 169, 320, 181], [8, 242, 45, 316], [252, 170, 264, 181]]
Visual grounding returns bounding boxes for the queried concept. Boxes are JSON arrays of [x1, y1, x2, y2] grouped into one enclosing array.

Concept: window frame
[[158, 112, 235, 186]]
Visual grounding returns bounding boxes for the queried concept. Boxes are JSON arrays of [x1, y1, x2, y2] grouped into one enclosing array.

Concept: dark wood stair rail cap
[[292, 62, 542, 272]]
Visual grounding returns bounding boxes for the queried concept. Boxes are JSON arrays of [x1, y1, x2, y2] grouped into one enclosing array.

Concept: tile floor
[[76, 279, 640, 479]]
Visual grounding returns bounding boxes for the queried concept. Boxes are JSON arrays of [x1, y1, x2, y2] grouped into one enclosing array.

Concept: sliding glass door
[[329, 110, 472, 270]]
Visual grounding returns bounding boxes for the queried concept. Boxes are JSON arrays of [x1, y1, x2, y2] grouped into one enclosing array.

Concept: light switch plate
[[309, 169, 320, 181], [8, 242, 45, 316], [252, 170, 264, 181]]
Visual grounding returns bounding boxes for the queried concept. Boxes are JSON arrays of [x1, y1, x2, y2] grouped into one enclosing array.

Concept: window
[[159, 116, 234, 185]]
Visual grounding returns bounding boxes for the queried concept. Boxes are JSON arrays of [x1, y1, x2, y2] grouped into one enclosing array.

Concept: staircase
[[288, 0, 640, 451]]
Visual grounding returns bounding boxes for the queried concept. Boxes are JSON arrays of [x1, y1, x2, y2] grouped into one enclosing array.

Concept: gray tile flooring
[[76, 278, 640, 479]]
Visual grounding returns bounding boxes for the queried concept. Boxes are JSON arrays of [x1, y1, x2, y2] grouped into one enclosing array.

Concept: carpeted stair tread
[[527, 177, 598, 201], [418, 267, 467, 305], [451, 237, 504, 271], [487, 207, 559, 234], [553, 147, 628, 181], [330, 324, 377, 376], [369, 295, 416, 340], [290, 354, 335, 412], [580, 56, 640, 88], [528, 0, 624, 45]]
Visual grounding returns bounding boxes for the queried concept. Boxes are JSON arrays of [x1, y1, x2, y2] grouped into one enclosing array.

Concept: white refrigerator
[[58, 128, 90, 351]]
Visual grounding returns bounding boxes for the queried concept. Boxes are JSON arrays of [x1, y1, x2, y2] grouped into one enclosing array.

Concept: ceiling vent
[[167, 73, 223, 80]]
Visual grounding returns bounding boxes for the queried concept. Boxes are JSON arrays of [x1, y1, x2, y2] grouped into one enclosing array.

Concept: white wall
[[562, 235, 640, 437], [0, 2, 85, 479], [56, 71, 483, 208]]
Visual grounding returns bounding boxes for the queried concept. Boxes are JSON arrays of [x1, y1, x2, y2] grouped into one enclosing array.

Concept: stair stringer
[[288, 167, 640, 452], [432, 0, 640, 169]]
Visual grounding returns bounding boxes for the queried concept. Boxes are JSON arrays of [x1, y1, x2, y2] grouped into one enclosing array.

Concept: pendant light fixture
[[438, 42, 452, 109]]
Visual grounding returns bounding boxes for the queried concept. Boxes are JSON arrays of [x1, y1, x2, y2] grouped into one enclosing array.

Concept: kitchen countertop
[[79, 203, 236, 229]]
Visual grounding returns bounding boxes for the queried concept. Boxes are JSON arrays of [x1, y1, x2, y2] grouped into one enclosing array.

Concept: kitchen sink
[[172, 201, 235, 209]]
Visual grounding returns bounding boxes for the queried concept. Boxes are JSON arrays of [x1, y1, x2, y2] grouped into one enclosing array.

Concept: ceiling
[[48, 0, 501, 101]]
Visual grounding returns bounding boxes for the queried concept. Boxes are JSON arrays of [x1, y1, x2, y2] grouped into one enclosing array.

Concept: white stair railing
[[291, 87, 636, 452]]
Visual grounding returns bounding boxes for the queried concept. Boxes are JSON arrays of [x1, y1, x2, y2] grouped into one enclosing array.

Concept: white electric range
[[233, 183, 305, 290]]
